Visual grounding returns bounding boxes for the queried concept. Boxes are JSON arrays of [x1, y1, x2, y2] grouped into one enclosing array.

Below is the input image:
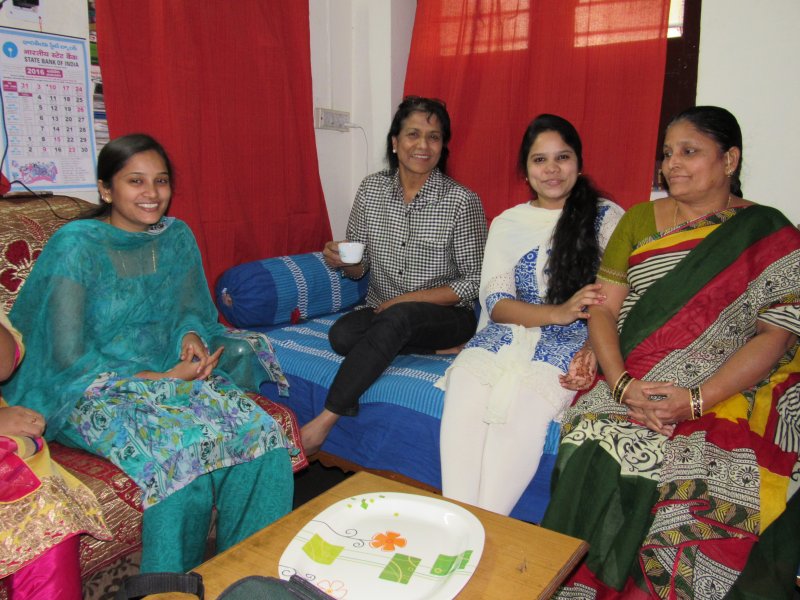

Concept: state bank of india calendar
[[0, 27, 97, 192]]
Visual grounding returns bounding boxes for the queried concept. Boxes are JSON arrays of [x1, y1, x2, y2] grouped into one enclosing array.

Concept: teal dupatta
[[4, 217, 291, 506]]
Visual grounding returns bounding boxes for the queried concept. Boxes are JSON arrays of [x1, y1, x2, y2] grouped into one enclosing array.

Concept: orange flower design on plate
[[370, 530, 407, 552]]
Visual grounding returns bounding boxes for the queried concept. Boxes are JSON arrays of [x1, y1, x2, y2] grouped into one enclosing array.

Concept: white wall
[[309, 0, 416, 239], [0, 1, 88, 39], [697, 0, 800, 225]]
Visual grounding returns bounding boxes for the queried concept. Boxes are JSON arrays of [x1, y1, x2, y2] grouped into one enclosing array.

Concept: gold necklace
[[673, 194, 732, 229]]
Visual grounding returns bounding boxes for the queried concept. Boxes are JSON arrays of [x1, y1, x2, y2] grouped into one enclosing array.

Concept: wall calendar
[[0, 27, 96, 192]]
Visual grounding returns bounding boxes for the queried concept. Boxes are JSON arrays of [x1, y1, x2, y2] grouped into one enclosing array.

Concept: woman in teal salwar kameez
[[3, 134, 295, 572]]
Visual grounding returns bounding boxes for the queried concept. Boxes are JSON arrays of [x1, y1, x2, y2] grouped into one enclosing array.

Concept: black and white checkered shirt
[[345, 168, 487, 308]]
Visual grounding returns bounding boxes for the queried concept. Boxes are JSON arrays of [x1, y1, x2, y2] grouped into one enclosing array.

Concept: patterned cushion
[[0, 196, 94, 313], [215, 252, 368, 327], [247, 392, 308, 473]]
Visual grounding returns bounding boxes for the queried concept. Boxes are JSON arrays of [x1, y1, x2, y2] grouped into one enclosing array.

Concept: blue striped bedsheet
[[264, 312, 561, 455]]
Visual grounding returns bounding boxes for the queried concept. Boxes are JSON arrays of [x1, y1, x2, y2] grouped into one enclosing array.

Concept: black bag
[[114, 572, 335, 600]]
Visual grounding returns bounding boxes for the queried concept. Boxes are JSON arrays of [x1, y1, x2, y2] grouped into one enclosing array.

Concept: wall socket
[[314, 107, 350, 132]]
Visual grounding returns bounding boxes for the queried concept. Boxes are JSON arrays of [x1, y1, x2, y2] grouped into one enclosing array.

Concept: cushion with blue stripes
[[215, 252, 368, 327]]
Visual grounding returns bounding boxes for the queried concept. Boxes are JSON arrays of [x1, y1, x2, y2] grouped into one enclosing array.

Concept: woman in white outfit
[[438, 114, 624, 515]]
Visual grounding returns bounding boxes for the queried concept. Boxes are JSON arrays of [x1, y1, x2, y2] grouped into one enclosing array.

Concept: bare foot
[[300, 409, 340, 456]]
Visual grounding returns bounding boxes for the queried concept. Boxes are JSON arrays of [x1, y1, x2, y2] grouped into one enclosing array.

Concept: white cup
[[338, 241, 365, 264]]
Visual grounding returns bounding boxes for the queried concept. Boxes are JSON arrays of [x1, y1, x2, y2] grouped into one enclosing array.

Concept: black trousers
[[325, 302, 477, 416]]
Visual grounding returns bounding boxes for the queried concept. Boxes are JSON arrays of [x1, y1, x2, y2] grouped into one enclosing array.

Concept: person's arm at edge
[[490, 283, 605, 328], [442, 189, 488, 306], [587, 278, 628, 385], [324, 179, 371, 279], [0, 319, 18, 381]]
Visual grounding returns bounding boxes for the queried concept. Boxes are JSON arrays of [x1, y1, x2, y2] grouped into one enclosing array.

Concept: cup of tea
[[338, 241, 365, 264]]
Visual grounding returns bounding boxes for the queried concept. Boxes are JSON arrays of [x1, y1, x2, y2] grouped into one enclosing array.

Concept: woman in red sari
[[544, 106, 800, 598]]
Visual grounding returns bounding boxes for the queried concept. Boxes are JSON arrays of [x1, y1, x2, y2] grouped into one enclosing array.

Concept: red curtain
[[95, 1, 331, 291], [405, 0, 670, 218]]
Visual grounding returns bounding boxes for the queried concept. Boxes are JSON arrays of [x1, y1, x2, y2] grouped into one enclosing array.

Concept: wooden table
[[148, 471, 588, 599]]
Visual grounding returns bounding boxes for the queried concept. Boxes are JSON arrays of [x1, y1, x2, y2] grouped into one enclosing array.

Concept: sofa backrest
[[0, 195, 94, 313]]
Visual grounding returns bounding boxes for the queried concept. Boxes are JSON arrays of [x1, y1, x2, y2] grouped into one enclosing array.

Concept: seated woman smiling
[[542, 106, 800, 598], [3, 134, 295, 573], [438, 114, 623, 516]]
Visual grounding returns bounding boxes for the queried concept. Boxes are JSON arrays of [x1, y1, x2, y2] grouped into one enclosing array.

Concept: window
[[574, 0, 672, 47], [439, 0, 530, 56]]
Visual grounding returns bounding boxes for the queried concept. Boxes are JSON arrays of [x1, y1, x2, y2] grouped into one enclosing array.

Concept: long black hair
[[518, 114, 603, 305], [82, 133, 173, 220], [667, 105, 743, 196], [385, 96, 451, 174]]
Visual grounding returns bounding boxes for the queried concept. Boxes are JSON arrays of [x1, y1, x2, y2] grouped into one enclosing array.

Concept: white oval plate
[[278, 491, 485, 599]]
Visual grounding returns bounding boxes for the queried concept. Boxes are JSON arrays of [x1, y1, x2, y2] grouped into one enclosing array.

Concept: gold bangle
[[612, 371, 633, 404], [618, 377, 635, 403], [695, 385, 703, 419], [612, 371, 629, 394], [689, 387, 703, 420]]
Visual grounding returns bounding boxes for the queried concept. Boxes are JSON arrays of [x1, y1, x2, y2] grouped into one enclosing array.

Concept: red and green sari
[[542, 203, 800, 599]]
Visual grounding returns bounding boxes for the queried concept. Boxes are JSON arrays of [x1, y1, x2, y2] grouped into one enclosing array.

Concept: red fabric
[[404, 0, 670, 218], [0, 437, 40, 502], [95, 1, 332, 293], [6, 536, 81, 600], [246, 393, 309, 473]]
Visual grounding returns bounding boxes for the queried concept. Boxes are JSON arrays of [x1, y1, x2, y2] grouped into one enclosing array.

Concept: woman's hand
[[169, 346, 224, 381], [375, 287, 461, 313], [375, 296, 407, 314], [137, 341, 224, 381], [180, 332, 208, 363], [625, 380, 690, 435], [559, 345, 597, 390], [322, 241, 348, 269], [551, 283, 606, 326], [0, 405, 45, 438]]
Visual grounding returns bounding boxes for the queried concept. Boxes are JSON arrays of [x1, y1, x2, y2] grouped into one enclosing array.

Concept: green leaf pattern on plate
[[379, 553, 421, 584], [459, 549, 473, 569], [430, 549, 474, 576], [301, 533, 344, 565]]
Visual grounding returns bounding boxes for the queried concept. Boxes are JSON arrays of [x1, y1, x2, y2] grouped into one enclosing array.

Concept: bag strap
[[114, 572, 204, 600]]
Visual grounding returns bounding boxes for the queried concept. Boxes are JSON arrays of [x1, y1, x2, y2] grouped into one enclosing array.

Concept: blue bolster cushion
[[215, 252, 368, 327]]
